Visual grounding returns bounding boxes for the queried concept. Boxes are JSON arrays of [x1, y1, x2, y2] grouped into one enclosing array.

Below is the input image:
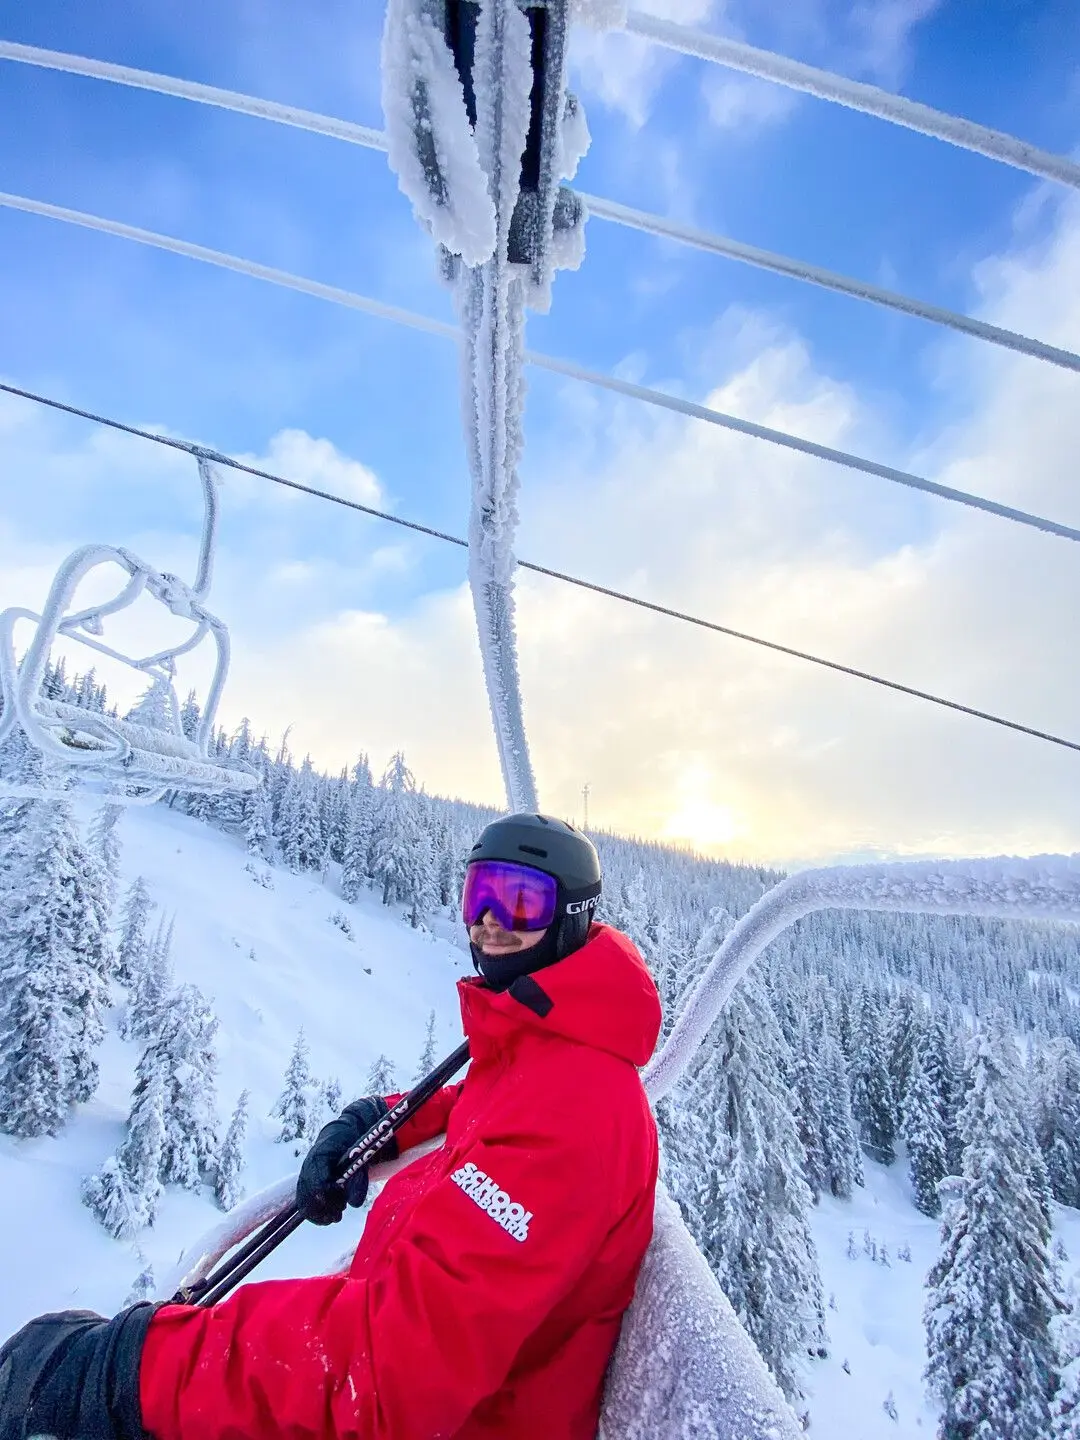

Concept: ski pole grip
[[335, 1041, 470, 1191]]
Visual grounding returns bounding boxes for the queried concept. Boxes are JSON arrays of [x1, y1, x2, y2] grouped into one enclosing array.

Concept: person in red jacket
[[0, 813, 661, 1440]]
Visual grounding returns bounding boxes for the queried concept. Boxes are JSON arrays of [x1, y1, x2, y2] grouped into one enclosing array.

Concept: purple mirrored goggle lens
[[461, 860, 559, 932]]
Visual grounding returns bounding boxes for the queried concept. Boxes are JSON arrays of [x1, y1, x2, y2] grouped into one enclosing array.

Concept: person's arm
[[387, 1079, 464, 1152], [140, 1086, 624, 1440]]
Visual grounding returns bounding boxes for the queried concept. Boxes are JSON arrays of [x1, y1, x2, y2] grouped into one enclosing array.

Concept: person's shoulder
[[527, 1028, 652, 1116], [588, 922, 646, 963]]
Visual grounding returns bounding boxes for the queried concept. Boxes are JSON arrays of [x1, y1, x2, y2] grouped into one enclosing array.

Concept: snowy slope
[[3, 802, 1078, 1438], [803, 1158, 943, 1435], [805, 1155, 1080, 1437], [0, 800, 471, 1336]]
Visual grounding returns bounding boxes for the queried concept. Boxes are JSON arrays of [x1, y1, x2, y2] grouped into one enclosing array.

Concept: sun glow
[[661, 767, 743, 853]]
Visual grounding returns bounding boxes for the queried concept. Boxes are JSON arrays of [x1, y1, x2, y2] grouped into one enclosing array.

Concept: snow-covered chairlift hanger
[[0, 452, 257, 804]]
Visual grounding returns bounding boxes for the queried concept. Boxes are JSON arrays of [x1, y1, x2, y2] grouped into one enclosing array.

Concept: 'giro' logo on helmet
[[451, 1162, 532, 1242], [565, 895, 600, 915]]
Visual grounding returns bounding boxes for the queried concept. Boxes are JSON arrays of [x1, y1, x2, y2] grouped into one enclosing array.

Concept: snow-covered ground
[[0, 800, 471, 1334], [2, 799, 1077, 1437], [804, 1160, 942, 1435], [806, 1156, 1080, 1436]]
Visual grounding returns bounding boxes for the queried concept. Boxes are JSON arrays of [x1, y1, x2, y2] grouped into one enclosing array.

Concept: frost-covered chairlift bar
[[5, 192, 1080, 546], [621, 9, 1080, 192], [4, 43, 1079, 374], [0, 453, 258, 803], [644, 853, 1080, 1103]]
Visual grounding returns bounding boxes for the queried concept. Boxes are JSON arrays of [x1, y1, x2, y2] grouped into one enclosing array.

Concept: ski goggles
[[461, 859, 559, 933]]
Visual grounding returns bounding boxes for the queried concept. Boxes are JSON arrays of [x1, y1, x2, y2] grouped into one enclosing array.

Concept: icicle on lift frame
[[0, 453, 258, 804]]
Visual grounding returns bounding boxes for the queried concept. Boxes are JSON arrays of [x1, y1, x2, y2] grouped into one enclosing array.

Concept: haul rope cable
[[2, 192, 1079, 548], [3, 43, 1079, 375], [3, 377, 1079, 758], [621, 10, 1080, 191]]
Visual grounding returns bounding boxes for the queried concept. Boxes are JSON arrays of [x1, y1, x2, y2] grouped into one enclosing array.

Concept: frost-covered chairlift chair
[[0, 452, 258, 803], [162, 854, 1080, 1440]]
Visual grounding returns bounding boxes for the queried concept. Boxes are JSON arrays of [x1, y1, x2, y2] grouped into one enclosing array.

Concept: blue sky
[[2, 0, 1080, 861]]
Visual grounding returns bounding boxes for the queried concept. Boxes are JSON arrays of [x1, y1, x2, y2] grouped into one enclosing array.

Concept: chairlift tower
[[383, 0, 586, 814]]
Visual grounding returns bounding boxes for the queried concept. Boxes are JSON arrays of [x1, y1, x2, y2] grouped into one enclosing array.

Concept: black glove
[[0, 1302, 157, 1440], [296, 1095, 399, 1225]]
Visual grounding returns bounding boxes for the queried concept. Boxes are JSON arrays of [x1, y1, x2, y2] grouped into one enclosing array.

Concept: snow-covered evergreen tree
[[406, 803, 439, 928], [121, 913, 174, 1041], [414, 1010, 438, 1083], [87, 803, 123, 972], [902, 1042, 947, 1217], [921, 1011, 962, 1176], [178, 689, 201, 741], [273, 767, 301, 870], [1052, 1278, 1080, 1440], [115, 875, 156, 986], [677, 904, 735, 1019], [125, 672, 179, 732], [293, 757, 324, 873], [366, 1053, 398, 1095], [369, 754, 418, 908], [244, 783, 274, 863], [818, 1008, 863, 1199], [135, 984, 219, 1190], [273, 1030, 316, 1144], [886, 987, 923, 1118], [323, 1076, 343, 1117], [215, 1089, 249, 1211], [661, 955, 825, 1400], [81, 1154, 143, 1240], [340, 782, 375, 903], [83, 1072, 167, 1237], [849, 988, 898, 1164], [1036, 1039, 1080, 1209], [792, 1010, 828, 1199], [925, 1015, 1059, 1440], [0, 797, 110, 1135]]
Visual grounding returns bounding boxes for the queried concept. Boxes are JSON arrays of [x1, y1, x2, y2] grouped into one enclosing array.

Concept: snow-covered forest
[[4, 662, 1080, 1438]]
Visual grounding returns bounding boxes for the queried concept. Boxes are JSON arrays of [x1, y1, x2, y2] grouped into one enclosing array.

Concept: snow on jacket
[[140, 922, 662, 1440]]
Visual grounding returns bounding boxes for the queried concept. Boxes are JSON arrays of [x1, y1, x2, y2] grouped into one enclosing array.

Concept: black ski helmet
[[468, 813, 601, 906], [465, 813, 602, 988]]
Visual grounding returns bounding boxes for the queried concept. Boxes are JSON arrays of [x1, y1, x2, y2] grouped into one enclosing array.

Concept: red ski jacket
[[140, 923, 662, 1440]]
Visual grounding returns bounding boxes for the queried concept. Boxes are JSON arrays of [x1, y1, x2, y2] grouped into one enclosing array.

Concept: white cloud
[[848, 0, 942, 84], [569, 0, 724, 131], [213, 192, 1080, 865], [702, 72, 798, 132], [5, 193, 1080, 866], [231, 428, 384, 509], [569, 0, 943, 131]]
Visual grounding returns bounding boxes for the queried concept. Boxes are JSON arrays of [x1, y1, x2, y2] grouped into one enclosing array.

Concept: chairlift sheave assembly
[[0, 452, 257, 803]]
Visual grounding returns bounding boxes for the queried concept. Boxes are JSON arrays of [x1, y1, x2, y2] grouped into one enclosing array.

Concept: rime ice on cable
[[0, 453, 257, 804], [381, 0, 588, 812]]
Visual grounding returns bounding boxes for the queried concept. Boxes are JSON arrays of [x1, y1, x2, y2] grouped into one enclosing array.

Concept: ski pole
[[173, 1040, 471, 1307]]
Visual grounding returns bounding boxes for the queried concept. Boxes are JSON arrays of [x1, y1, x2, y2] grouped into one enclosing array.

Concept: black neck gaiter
[[469, 912, 592, 992], [470, 925, 562, 991]]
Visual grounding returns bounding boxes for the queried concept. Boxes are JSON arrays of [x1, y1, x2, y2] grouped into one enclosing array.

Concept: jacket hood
[[458, 923, 661, 1069]]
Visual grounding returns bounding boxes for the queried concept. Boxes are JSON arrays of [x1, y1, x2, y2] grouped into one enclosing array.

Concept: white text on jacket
[[451, 1162, 532, 1242]]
